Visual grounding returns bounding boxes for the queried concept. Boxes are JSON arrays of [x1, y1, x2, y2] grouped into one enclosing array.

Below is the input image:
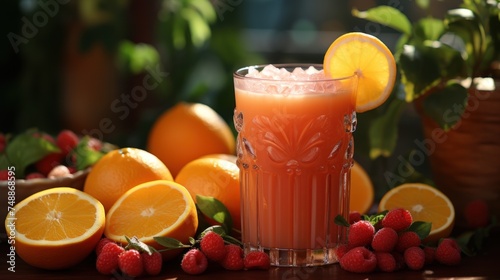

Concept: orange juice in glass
[[233, 64, 357, 266]]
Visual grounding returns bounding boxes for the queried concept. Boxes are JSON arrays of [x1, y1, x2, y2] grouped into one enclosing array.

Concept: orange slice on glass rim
[[378, 183, 455, 244], [324, 32, 396, 112]]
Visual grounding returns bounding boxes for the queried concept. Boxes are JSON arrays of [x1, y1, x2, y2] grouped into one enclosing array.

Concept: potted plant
[[353, 0, 500, 226]]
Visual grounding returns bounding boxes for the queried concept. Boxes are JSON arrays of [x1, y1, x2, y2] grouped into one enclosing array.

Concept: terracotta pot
[[418, 77, 500, 227]]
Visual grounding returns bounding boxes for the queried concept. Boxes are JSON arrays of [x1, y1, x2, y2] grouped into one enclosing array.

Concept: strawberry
[[200, 231, 226, 262], [381, 208, 413, 232], [96, 242, 125, 275], [435, 238, 461, 266], [142, 251, 162, 276], [243, 251, 270, 270], [220, 244, 244, 271], [56, 130, 79, 155], [118, 249, 144, 277], [371, 227, 398, 252], [339, 246, 377, 273], [348, 220, 375, 247], [404, 246, 425, 270], [181, 248, 208, 275]]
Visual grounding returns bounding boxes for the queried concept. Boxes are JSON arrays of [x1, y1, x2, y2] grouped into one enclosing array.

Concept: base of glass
[[244, 244, 340, 267]]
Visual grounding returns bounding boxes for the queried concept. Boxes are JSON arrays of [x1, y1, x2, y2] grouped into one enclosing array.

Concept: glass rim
[[233, 63, 355, 82]]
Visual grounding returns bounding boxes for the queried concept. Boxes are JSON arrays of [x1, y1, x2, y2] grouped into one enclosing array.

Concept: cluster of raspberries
[[181, 231, 270, 275], [339, 208, 462, 273], [95, 238, 163, 277]]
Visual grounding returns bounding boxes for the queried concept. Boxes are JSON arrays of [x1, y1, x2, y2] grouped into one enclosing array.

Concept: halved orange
[[104, 180, 198, 260], [350, 161, 374, 214], [323, 32, 396, 112], [4, 187, 105, 270], [378, 183, 455, 244]]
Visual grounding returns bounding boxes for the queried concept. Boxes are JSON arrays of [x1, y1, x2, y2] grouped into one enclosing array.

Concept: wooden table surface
[[1, 232, 499, 280]]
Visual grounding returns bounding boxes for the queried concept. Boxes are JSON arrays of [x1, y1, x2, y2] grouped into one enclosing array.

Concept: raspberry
[[0, 170, 9, 181], [404, 246, 425, 270], [35, 152, 64, 176], [339, 246, 377, 273], [375, 252, 396, 272], [0, 133, 6, 153], [371, 227, 398, 252], [95, 237, 113, 256], [336, 244, 351, 260], [435, 238, 461, 266], [349, 211, 362, 224], [391, 251, 406, 271], [181, 249, 208, 275], [424, 246, 436, 265], [56, 130, 79, 155], [395, 231, 421, 253], [142, 251, 162, 276], [200, 231, 226, 262], [464, 199, 490, 228], [220, 244, 244, 271], [381, 208, 413, 232], [243, 251, 270, 270], [25, 172, 45, 180], [348, 220, 375, 247], [118, 249, 144, 277], [96, 242, 125, 275]]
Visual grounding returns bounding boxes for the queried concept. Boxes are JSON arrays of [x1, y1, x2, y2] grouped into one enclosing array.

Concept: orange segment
[[147, 102, 236, 177], [323, 32, 396, 112], [83, 147, 173, 212], [5, 187, 105, 270], [175, 157, 241, 230], [378, 183, 455, 244], [350, 161, 374, 214], [104, 180, 198, 260]]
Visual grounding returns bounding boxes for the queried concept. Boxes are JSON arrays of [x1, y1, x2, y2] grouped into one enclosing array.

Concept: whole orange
[[147, 102, 236, 177], [175, 157, 241, 230], [83, 147, 173, 212]]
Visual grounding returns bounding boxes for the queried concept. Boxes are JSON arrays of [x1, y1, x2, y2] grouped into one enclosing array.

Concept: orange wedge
[[378, 183, 455, 244], [104, 180, 198, 260], [350, 161, 374, 214], [4, 187, 105, 270], [324, 32, 396, 112]]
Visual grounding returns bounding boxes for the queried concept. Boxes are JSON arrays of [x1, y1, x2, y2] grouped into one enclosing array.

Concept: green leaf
[[412, 18, 446, 42], [196, 195, 233, 233], [5, 131, 60, 177], [399, 41, 465, 101], [125, 236, 156, 254], [187, 0, 216, 22], [334, 215, 350, 227], [408, 221, 432, 240], [153, 236, 191, 250], [73, 136, 106, 170], [415, 0, 430, 9], [118, 41, 160, 74], [182, 8, 212, 47], [172, 15, 186, 49], [363, 211, 388, 226], [422, 82, 468, 130], [369, 98, 406, 159], [352, 6, 412, 35]]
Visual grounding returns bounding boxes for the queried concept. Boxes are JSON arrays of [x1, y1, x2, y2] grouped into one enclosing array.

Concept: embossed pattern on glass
[[234, 64, 357, 267]]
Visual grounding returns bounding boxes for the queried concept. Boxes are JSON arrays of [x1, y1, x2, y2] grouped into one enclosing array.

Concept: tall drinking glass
[[233, 64, 357, 267]]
